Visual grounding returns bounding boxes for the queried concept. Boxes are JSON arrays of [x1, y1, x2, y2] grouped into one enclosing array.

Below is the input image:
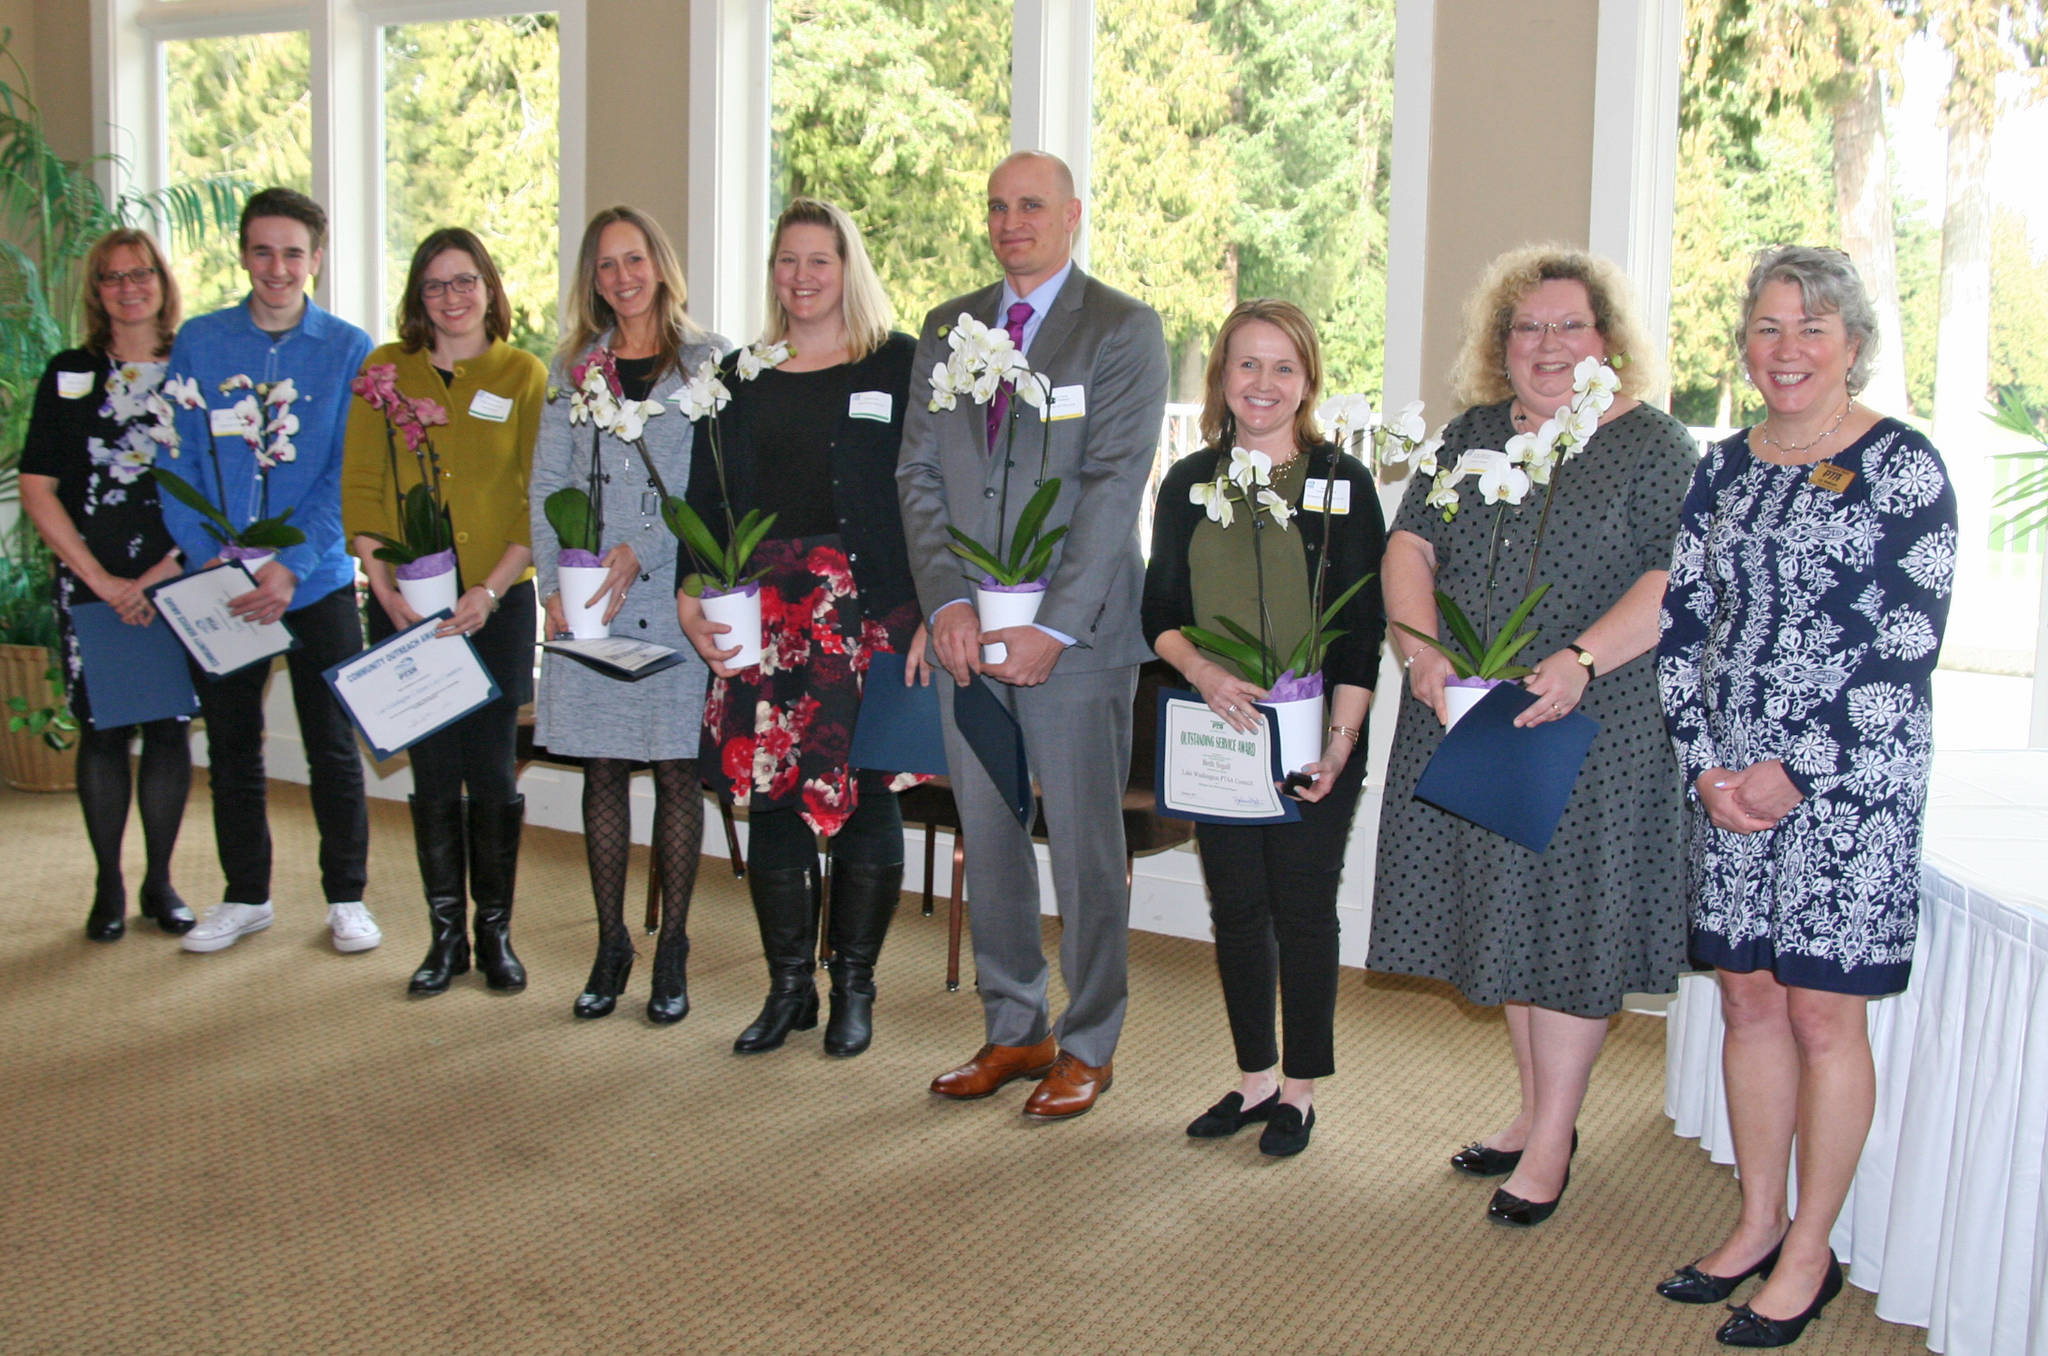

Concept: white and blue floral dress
[[1658, 419, 1957, 995]]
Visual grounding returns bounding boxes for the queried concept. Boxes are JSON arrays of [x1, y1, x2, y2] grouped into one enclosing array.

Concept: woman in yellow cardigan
[[341, 227, 547, 996]]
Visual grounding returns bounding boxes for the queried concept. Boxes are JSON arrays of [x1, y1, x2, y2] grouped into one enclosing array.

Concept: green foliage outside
[[772, 0, 1398, 402]]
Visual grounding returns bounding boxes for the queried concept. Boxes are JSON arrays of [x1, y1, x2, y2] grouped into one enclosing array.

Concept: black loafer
[[1715, 1253, 1842, 1347], [1452, 1127, 1576, 1177], [1658, 1240, 1782, 1304], [1186, 1089, 1280, 1139], [1488, 1167, 1569, 1227], [1258, 1104, 1315, 1157], [139, 885, 196, 935], [85, 898, 125, 943]]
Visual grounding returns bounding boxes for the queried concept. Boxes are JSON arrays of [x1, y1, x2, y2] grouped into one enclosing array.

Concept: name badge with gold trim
[[1809, 463, 1855, 494]]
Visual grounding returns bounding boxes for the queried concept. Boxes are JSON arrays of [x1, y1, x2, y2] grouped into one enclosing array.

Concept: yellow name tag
[[1809, 463, 1855, 493]]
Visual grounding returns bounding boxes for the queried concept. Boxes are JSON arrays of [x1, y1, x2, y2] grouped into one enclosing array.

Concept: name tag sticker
[[1809, 463, 1855, 494], [1303, 478, 1351, 514], [469, 390, 514, 423], [848, 390, 892, 422], [209, 407, 245, 436], [1045, 384, 1086, 421], [57, 371, 94, 399]]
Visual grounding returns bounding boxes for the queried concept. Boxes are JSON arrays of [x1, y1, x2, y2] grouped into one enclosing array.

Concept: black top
[[1143, 441, 1388, 691], [680, 333, 920, 622], [749, 364, 851, 538], [19, 348, 179, 583], [614, 354, 658, 403]]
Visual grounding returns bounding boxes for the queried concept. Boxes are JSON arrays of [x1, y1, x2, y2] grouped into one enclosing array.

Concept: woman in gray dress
[[531, 206, 724, 1023], [1370, 246, 1694, 1226]]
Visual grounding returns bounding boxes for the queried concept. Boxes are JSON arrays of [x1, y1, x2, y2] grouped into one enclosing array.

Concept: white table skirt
[[1665, 750, 2048, 1356]]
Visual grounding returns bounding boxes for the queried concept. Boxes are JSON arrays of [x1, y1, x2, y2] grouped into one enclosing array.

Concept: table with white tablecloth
[[1665, 750, 2048, 1356]]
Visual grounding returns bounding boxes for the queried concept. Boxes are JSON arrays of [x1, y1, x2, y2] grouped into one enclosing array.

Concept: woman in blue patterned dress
[[1656, 246, 1956, 1348]]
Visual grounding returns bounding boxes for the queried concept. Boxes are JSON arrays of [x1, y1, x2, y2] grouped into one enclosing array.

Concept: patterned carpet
[[0, 778, 1926, 1354]]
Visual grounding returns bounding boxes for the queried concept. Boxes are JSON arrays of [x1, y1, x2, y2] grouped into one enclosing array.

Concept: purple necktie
[[986, 300, 1035, 449]]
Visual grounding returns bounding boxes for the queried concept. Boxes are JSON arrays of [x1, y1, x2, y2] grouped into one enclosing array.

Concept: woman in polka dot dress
[[1369, 246, 1695, 1228]]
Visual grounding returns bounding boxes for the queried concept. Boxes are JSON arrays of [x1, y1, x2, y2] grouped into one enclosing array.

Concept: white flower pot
[[1443, 678, 1504, 730], [1269, 692, 1325, 777], [974, 582, 1046, 666], [395, 560, 460, 618], [701, 584, 763, 671], [556, 564, 612, 640]]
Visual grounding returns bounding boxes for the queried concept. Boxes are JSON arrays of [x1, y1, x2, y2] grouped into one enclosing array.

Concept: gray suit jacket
[[896, 267, 1170, 673]]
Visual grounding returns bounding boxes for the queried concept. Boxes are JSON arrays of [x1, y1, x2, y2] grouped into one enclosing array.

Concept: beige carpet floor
[[0, 778, 1929, 1355]]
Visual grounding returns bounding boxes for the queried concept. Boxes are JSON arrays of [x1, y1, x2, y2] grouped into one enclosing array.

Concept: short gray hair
[[1741, 245, 1878, 396]]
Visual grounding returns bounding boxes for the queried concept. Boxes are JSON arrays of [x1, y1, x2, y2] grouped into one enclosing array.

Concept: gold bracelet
[[1326, 723, 1361, 743]]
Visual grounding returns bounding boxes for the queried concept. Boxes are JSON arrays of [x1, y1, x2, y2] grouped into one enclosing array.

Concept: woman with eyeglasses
[[341, 227, 548, 996], [1369, 245, 1696, 1227], [19, 229, 195, 942]]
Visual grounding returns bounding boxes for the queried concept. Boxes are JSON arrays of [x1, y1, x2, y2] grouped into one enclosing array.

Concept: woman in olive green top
[[341, 227, 547, 997]]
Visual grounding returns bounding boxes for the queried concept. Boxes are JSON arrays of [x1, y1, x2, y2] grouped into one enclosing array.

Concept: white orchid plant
[[665, 340, 789, 595], [1181, 444, 1372, 693], [150, 372, 307, 553], [927, 312, 1062, 587], [1382, 356, 1621, 680]]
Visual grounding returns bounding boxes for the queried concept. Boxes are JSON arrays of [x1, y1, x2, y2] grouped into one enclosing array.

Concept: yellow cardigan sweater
[[340, 338, 547, 588]]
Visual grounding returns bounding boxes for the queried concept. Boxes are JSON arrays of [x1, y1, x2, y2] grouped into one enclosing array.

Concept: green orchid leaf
[[544, 487, 597, 554], [1005, 479, 1063, 574], [1434, 590, 1485, 663], [1392, 622, 1479, 679], [150, 468, 238, 539]]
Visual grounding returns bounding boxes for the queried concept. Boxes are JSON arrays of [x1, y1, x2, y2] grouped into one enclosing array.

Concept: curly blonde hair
[[1449, 244, 1663, 407]]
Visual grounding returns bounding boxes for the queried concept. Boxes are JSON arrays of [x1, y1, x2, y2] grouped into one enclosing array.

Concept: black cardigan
[[678, 333, 919, 625], [1141, 441, 1387, 691]]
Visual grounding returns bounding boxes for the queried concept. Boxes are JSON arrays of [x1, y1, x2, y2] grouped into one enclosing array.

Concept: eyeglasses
[[1508, 319, 1596, 342], [98, 266, 158, 288], [421, 274, 483, 299]]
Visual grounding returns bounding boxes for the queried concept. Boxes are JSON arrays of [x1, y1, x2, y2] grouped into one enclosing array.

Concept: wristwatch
[[1567, 643, 1597, 679]]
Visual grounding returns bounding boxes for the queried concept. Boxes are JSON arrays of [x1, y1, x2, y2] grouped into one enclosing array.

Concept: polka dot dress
[[1368, 401, 1696, 1018]]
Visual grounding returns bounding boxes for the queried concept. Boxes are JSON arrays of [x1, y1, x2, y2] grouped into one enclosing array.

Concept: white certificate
[[146, 563, 296, 678], [322, 616, 499, 761], [1154, 691, 1299, 824]]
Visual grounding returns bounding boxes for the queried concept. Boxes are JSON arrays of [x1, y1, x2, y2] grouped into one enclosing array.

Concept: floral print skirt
[[701, 534, 923, 838]]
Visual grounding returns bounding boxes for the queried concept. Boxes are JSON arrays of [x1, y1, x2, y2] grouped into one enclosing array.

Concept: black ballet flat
[[1488, 1167, 1569, 1228], [1658, 1239, 1783, 1304], [1186, 1089, 1281, 1139], [1715, 1253, 1842, 1348], [1452, 1127, 1576, 1178], [85, 895, 125, 943], [138, 885, 196, 935]]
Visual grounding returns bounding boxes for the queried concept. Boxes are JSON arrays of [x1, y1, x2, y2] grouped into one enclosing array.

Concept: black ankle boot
[[823, 861, 903, 1057], [647, 933, 690, 1024], [407, 797, 469, 995], [468, 797, 527, 992], [85, 887, 126, 943], [574, 936, 634, 1019], [733, 866, 820, 1053], [138, 882, 195, 935]]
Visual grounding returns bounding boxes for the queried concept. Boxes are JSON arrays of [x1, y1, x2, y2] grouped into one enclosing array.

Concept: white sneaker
[[181, 901, 275, 953], [326, 901, 382, 953]]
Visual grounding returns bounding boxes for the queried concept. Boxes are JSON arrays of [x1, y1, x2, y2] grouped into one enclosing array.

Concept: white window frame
[[88, 0, 586, 338]]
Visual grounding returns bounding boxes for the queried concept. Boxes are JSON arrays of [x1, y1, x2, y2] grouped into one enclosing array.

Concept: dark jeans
[[1192, 745, 1367, 1081], [366, 580, 533, 804], [194, 583, 368, 905], [747, 770, 905, 873]]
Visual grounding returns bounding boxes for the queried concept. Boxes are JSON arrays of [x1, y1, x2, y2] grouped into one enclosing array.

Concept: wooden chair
[[896, 660, 1195, 990]]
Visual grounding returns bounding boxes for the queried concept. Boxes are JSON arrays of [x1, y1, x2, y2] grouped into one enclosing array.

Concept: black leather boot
[[406, 797, 468, 995], [468, 797, 527, 992], [732, 866, 820, 1053], [823, 861, 904, 1057]]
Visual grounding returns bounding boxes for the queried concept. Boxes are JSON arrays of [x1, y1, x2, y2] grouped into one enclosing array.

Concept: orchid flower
[[1226, 446, 1273, 489], [735, 339, 792, 381], [1189, 478, 1234, 528]]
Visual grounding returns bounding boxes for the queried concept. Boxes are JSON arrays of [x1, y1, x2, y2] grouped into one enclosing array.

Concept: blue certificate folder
[[953, 675, 1034, 829], [1411, 682, 1600, 852], [68, 602, 200, 728], [849, 651, 947, 777]]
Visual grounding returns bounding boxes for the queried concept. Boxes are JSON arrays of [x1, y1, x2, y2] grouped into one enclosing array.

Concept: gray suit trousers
[[938, 663, 1137, 1068]]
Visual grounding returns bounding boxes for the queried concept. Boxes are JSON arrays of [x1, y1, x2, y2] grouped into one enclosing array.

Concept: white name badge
[[57, 371, 94, 399], [848, 390, 892, 422], [1044, 384, 1086, 421], [209, 407, 246, 436], [469, 389, 514, 423], [1303, 478, 1351, 514]]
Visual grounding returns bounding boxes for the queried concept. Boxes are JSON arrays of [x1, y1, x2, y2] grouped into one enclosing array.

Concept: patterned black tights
[[581, 758, 702, 952]]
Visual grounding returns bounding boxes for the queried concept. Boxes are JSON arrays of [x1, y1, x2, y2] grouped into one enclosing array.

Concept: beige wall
[[2, 0, 94, 163], [582, 0, 692, 265], [1414, 0, 1599, 417]]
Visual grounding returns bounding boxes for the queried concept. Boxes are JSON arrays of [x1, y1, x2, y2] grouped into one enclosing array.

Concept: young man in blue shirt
[[161, 188, 381, 955]]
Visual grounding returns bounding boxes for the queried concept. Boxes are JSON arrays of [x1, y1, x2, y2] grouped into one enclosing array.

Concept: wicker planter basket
[[0, 642, 76, 793]]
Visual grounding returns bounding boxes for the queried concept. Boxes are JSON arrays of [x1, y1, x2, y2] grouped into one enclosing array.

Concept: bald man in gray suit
[[897, 150, 1169, 1119]]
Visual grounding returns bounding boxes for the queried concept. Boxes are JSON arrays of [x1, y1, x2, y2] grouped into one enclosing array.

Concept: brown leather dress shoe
[[1021, 1052, 1113, 1120], [930, 1035, 1058, 1099]]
